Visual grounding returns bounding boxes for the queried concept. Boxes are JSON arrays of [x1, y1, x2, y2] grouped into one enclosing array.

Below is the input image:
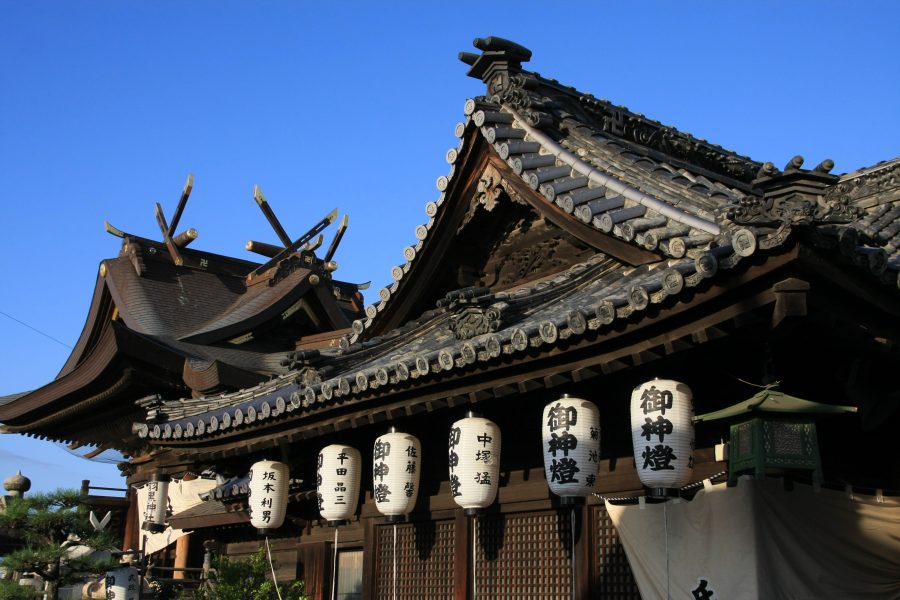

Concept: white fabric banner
[[135, 478, 217, 555], [607, 478, 900, 599]]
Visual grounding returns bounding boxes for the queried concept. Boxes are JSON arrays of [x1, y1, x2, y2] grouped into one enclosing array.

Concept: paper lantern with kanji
[[630, 379, 694, 495], [542, 395, 601, 502], [105, 566, 139, 600], [247, 460, 289, 533], [449, 413, 501, 515], [372, 429, 422, 522], [318, 445, 361, 525], [141, 475, 169, 533]]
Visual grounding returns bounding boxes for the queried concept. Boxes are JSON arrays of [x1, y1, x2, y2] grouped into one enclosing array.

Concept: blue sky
[[1, 2, 897, 494]]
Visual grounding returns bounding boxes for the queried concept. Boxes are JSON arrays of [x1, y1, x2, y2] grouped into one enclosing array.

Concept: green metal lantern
[[695, 388, 856, 486]]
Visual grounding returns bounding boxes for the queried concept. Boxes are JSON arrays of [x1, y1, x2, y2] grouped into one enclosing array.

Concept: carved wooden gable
[[449, 160, 610, 293]]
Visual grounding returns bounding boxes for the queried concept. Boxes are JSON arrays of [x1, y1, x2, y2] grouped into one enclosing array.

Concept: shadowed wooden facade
[[3, 37, 899, 599]]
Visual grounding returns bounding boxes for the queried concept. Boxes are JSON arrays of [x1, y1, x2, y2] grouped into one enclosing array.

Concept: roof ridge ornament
[[461, 36, 532, 94], [729, 155, 856, 229], [154, 174, 197, 266], [104, 174, 199, 265]]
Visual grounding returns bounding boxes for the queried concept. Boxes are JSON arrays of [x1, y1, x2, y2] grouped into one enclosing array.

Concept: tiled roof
[[819, 159, 900, 288], [123, 37, 900, 444], [136, 249, 726, 442], [345, 88, 762, 348]]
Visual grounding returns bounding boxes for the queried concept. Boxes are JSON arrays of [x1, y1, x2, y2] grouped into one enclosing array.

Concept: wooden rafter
[[253, 185, 293, 247], [246, 208, 339, 282], [153, 174, 197, 266]]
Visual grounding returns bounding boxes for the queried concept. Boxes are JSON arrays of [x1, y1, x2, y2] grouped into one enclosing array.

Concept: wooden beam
[[324, 214, 349, 263], [167, 174, 194, 238], [247, 208, 338, 282], [253, 185, 292, 247], [154, 202, 183, 266]]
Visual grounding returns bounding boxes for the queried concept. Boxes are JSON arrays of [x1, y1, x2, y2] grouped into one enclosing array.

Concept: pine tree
[[0, 489, 119, 600]]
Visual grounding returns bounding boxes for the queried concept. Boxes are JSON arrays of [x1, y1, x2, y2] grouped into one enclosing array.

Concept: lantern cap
[[557, 495, 585, 506], [694, 387, 857, 423], [646, 487, 680, 499], [465, 410, 481, 418], [387, 426, 398, 434], [383, 514, 406, 524], [464, 507, 482, 517], [328, 519, 349, 527], [149, 473, 171, 483]]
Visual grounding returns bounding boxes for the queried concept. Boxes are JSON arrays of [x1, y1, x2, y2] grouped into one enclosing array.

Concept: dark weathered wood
[[166, 173, 194, 237], [172, 228, 198, 248], [246, 240, 284, 258], [253, 185, 293, 247], [247, 208, 338, 282], [361, 517, 376, 600], [454, 510, 469, 600], [324, 214, 349, 263], [575, 504, 590, 600], [154, 202, 184, 266]]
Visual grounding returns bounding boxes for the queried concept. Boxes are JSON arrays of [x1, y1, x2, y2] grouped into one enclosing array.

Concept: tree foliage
[[186, 550, 308, 600], [0, 489, 119, 599]]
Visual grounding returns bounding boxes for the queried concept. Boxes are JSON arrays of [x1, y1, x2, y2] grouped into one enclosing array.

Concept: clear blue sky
[[1, 2, 897, 494]]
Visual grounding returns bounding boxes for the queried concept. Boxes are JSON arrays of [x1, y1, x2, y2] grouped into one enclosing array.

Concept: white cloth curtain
[[606, 478, 900, 599]]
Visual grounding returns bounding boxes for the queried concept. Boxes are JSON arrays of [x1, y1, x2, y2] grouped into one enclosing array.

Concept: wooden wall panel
[[374, 520, 455, 599], [475, 510, 573, 599], [591, 505, 641, 599]]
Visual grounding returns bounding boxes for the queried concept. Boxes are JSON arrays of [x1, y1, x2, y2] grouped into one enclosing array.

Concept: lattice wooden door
[[374, 519, 455, 599], [592, 505, 641, 599], [475, 510, 573, 599]]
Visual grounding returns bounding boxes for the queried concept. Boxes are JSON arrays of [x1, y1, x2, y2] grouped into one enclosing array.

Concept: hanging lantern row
[[105, 566, 139, 600], [238, 378, 695, 535], [248, 460, 290, 534], [317, 445, 362, 526], [449, 412, 502, 515], [141, 474, 169, 533], [372, 428, 422, 522], [542, 395, 602, 503], [630, 378, 695, 497]]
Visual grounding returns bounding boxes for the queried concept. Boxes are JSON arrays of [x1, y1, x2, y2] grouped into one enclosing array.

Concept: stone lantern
[[3, 470, 31, 498]]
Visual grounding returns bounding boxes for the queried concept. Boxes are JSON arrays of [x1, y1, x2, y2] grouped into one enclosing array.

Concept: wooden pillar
[[173, 534, 190, 580], [361, 518, 376, 600], [453, 510, 470, 600], [121, 487, 140, 551], [574, 504, 591, 599]]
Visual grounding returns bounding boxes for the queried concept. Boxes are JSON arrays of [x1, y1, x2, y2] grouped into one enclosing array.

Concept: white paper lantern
[[141, 475, 169, 533], [630, 379, 694, 495], [542, 395, 601, 502], [449, 413, 501, 515], [247, 460, 289, 533], [105, 566, 139, 600], [318, 445, 361, 525], [373, 428, 422, 522]]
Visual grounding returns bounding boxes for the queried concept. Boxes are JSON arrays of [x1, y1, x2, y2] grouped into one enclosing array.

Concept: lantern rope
[[594, 471, 729, 504], [264, 536, 283, 600], [331, 528, 339, 600], [472, 516, 478, 600], [392, 523, 397, 600], [569, 507, 576, 600], [664, 502, 670, 600]]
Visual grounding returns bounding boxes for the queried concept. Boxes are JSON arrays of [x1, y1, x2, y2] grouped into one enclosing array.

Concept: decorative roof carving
[[729, 155, 857, 227], [826, 159, 900, 205], [448, 304, 505, 340]]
